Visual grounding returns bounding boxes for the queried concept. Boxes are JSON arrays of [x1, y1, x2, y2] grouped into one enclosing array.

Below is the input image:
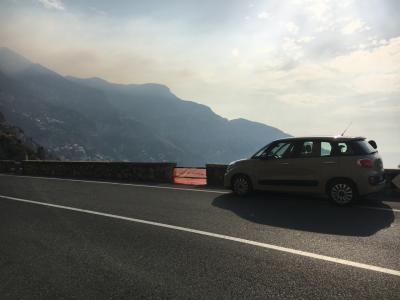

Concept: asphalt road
[[0, 174, 399, 299]]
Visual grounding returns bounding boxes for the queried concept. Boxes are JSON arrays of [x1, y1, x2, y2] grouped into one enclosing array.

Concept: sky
[[0, 0, 399, 167]]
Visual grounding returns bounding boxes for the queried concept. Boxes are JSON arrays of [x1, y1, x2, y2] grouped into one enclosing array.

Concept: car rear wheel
[[232, 175, 252, 196], [328, 180, 357, 206]]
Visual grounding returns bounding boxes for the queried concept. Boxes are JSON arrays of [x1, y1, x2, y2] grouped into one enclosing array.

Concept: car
[[224, 136, 385, 205]]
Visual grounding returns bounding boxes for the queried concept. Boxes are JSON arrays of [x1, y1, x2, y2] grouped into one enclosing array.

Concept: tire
[[232, 175, 252, 196], [327, 180, 357, 206]]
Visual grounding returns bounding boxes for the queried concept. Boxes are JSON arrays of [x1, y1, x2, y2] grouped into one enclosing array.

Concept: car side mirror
[[368, 140, 377, 149]]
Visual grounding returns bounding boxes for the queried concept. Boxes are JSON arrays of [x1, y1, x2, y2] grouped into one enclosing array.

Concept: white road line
[[0, 174, 229, 194], [0, 174, 398, 212], [1, 194, 399, 277], [355, 205, 400, 213]]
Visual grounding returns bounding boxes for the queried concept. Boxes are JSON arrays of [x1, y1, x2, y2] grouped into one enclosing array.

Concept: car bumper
[[358, 178, 386, 196], [223, 171, 233, 189]]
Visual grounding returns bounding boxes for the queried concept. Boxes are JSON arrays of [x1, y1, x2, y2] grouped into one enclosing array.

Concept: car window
[[354, 140, 377, 154], [332, 140, 377, 156], [337, 142, 355, 155], [294, 141, 316, 158], [252, 144, 270, 158], [265, 142, 295, 159], [320, 141, 332, 157]]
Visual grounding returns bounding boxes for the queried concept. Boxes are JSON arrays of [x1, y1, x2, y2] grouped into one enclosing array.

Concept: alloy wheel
[[330, 183, 354, 205], [233, 176, 250, 196]]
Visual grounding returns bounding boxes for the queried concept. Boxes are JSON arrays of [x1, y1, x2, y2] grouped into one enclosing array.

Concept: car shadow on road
[[212, 192, 395, 237]]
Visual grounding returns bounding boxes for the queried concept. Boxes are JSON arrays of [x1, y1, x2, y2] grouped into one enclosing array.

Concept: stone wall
[[206, 164, 227, 187], [384, 169, 400, 189], [1, 160, 399, 189], [0, 160, 22, 173], [0, 160, 176, 183]]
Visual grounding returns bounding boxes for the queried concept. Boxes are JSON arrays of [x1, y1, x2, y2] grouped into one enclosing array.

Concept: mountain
[[0, 111, 55, 160], [0, 47, 289, 165]]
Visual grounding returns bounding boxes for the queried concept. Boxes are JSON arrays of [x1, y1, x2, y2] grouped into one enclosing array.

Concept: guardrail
[[0, 160, 176, 183], [206, 164, 227, 187], [0, 160, 21, 173], [173, 167, 206, 185], [0, 160, 398, 189], [384, 169, 400, 190]]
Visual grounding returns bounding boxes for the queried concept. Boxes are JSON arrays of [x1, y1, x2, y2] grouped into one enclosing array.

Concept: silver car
[[224, 136, 385, 205]]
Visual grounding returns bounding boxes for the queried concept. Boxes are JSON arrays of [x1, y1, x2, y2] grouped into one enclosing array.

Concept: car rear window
[[353, 140, 377, 154], [335, 140, 376, 156]]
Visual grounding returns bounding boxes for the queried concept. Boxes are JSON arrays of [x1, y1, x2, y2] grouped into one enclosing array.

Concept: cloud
[[88, 7, 107, 16], [292, 0, 332, 22], [278, 36, 314, 62], [278, 94, 336, 106], [231, 48, 240, 57], [261, 37, 400, 96], [247, 37, 400, 116], [290, 0, 371, 36], [257, 12, 270, 19], [298, 36, 314, 43], [358, 98, 400, 114], [281, 38, 303, 60], [286, 22, 299, 35], [38, 0, 64, 10], [329, 36, 400, 77], [341, 19, 367, 35]]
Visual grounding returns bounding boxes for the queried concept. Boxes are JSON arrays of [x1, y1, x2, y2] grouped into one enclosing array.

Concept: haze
[[0, 0, 399, 167]]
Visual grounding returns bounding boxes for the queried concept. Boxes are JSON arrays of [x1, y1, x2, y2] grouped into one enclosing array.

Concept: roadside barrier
[[173, 167, 206, 185], [206, 164, 228, 187], [385, 169, 400, 190], [0, 160, 176, 183], [0, 160, 398, 188]]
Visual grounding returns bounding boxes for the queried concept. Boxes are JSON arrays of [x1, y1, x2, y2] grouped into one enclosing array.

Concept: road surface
[[0, 174, 399, 299]]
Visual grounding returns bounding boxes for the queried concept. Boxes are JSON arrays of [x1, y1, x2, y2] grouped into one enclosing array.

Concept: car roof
[[273, 136, 366, 143]]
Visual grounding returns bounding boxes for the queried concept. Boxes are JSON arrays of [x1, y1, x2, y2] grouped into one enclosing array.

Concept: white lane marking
[[0, 174, 398, 212], [1, 194, 399, 277], [0, 174, 229, 194], [355, 205, 400, 213]]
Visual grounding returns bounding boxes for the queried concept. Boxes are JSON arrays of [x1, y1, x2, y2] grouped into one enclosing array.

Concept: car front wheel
[[328, 180, 357, 206], [232, 175, 252, 196]]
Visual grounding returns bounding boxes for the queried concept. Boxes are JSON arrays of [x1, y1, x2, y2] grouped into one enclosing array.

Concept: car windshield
[[252, 143, 271, 158], [252, 141, 295, 159]]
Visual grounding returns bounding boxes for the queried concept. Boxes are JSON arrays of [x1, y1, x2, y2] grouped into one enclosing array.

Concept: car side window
[[295, 141, 315, 158], [265, 142, 295, 159], [337, 142, 355, 155], [320, 141, 332, 157]]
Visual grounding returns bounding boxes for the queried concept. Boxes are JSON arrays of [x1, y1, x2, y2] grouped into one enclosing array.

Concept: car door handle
[[322, 161, 336, 165], [280, 162, 289, 165]]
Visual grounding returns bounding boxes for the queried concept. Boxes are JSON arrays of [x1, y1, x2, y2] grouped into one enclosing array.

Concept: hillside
[[0, 111, 54, 160], [0, 47, 289, 165]]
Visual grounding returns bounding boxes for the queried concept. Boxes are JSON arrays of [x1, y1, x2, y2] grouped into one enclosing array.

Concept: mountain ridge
[[0, 47, 290, 165]]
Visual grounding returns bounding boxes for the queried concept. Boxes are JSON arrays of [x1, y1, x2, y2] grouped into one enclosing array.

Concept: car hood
[[228, 158, 249, 166]]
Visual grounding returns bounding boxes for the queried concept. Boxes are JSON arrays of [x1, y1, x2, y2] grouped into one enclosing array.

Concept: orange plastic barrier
[[173, 168, 207, 185]]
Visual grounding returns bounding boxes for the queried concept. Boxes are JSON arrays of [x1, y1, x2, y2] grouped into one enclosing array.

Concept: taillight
[[357, 159, 373, 168]]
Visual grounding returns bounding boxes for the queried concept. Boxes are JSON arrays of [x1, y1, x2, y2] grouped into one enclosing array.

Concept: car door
[[318, 140, 341, 193], [283, 140, 322, 192], [256, 140, 325, 193], [254, 141, 298, 191]]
